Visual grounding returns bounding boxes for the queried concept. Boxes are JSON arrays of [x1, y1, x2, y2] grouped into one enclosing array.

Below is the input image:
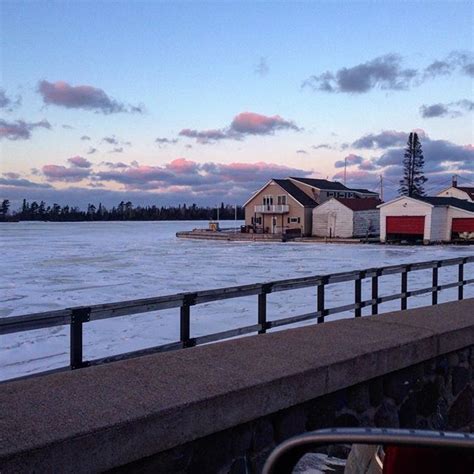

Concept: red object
[[383, 445, 474, 474], [386, 216, 425, 235], [452, 218, 474, 233]]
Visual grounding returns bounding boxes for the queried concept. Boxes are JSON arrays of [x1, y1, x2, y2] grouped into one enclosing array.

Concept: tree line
[[0, 199, 245, 222]]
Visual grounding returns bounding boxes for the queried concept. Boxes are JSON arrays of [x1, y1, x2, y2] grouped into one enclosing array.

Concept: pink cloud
[[178, 111, 300, 144], [42, 164, 90, 182], [230, 112, 300, 135], [37, 80, 143, 114], [166, 158, 199, 174], [67, 156, 92, 168], [0, 119, 51, 140]]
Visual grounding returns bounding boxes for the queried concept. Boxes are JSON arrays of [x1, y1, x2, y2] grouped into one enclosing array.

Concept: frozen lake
[[1, 221, 473, 380]]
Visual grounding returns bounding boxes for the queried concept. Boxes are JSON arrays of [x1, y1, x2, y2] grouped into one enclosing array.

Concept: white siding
[[312, 200, 353, 237], [379, 198, 433, 242], [437, 187, 473, 201], [353, 209, 380, 237], [430, 206, 449, 242]]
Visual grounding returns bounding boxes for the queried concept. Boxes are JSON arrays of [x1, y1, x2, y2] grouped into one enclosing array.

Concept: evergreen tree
[[0, 199, 10, 217], [399, 132, 427, 197]]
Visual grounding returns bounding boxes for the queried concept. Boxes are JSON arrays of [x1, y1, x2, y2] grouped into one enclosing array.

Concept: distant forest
[[0, 199, 245, 222]]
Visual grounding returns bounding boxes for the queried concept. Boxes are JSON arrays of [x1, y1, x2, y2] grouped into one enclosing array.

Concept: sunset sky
[[1, 1, 473, 209]]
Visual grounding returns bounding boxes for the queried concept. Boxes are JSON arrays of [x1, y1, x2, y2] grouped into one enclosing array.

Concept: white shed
[[312, 198, 380, 238], [378, 196, 474, 243]]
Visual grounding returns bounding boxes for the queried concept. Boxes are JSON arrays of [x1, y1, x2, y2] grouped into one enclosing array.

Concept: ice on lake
[[1, 221, 473, 381]]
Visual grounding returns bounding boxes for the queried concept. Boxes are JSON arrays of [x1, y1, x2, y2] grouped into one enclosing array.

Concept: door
[[452, 218, 474, 233], [386, 216, 425, 235], [327, 212, 337, 237], [272, 216, 277, 234]]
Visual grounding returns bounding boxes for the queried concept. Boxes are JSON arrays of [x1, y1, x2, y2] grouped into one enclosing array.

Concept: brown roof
[[458, 187, 474, 200], [335, 197, 381, 211]]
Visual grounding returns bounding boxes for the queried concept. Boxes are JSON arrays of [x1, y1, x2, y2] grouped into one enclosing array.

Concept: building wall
[[430, 206, 449, 242], [244, 182, 306, 234], [437, 187, 473, 201], [312, 200, 353, 237], [379, 198, 433, 242], [353, 209, 380, 237]]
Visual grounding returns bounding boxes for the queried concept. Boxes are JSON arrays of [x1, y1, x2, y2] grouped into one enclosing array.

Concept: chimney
[[452, 175, 458, 188]]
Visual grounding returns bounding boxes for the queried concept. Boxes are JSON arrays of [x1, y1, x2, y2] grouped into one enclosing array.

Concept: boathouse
[[379, 196, 474, 243], [312, 197, 381, 238]]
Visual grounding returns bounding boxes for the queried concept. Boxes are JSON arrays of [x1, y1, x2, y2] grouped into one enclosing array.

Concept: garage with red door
[[386, 216, 425, 240], [451, 218, 474, 238]]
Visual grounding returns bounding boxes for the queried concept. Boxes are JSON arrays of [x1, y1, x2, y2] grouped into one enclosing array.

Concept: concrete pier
[[0, 299, 473, 473]]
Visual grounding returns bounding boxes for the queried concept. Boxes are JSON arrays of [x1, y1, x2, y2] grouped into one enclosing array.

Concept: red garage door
[[452, 218, 474, 232], [386, 216, 425, 234]]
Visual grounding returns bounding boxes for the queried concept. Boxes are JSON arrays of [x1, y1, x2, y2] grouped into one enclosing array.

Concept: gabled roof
[[437, 185, 474, 200], [289, 177, 349, 191], [335, 197, 382, 211], [351, 188, 379, 195], [273, 179, 317, 206], [415, 196, 474, 212], [458, 187, 474, 200]]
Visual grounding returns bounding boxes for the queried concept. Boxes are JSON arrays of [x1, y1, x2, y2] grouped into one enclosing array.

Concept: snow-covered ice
[[1, 221, 473, 380]]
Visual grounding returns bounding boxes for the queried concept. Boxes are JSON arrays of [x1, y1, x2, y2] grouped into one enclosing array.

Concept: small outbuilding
[[312, 198, 381, 238], [379, 196, 474, 243]]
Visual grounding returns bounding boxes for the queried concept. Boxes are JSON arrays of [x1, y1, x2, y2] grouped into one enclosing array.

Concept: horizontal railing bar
[[268, 311, 319, 329], [193, 324, 262, 345], [2, 257, 473, 335], [87, 341, 183, 366], [0, 310, 71, 335]]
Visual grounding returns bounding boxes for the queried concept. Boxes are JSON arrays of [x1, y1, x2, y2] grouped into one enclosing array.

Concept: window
[[328, 192, 334, 197], [263, 195, 273, 205], [288, 217, 300, 223], [277, 195, 287, 205]]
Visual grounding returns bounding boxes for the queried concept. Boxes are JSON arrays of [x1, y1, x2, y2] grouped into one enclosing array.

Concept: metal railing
[[1, 256, 473, 381]]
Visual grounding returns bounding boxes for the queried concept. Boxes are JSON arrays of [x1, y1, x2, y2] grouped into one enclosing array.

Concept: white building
[[312, 198, 380, 238], [436, 186, 474, 202], [378, 196, 474, 243]]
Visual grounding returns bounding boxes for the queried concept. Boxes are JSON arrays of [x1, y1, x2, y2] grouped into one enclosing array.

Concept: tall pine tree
[[399, 132, 427, 197]]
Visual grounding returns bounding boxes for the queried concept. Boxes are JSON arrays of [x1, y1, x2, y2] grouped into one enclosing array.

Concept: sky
[[1, 1, 473, 209]]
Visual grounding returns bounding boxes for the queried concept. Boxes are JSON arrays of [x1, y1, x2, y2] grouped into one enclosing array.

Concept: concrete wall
[[1, 299, 473, 474]]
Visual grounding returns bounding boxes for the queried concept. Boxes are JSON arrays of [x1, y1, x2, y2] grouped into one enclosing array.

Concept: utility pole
[[380, 175, 384, 202]]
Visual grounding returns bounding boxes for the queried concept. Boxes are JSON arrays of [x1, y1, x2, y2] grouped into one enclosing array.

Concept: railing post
[[258, 284, 271, 334], [317, 278, 326, 324], [371, 270, 379, 315], [70, 307, 90, 370], [458, 259, 465, 301], [401, 266, 409, 311], [355, 271, 363, 317], [432, 262, 439, 305], [180, 294, 196, 348]]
